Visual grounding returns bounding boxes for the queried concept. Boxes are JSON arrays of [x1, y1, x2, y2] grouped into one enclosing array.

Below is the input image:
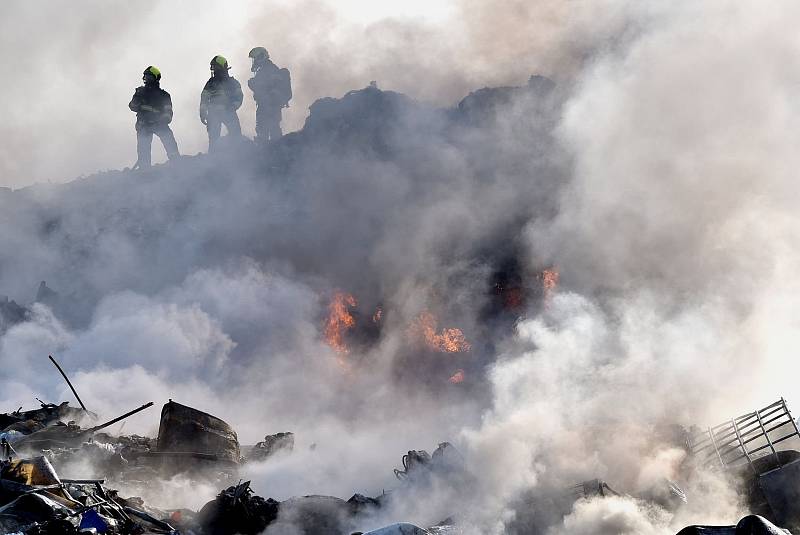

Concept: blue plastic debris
[[79, 509, 108, 533]]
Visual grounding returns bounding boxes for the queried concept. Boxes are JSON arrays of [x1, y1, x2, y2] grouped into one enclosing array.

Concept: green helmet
[[143, 65, 161, 81], [210, 55, 229, 70], [248, 47, 269, 60]]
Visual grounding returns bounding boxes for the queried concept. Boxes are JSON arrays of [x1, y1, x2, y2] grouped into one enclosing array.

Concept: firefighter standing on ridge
[[129, 66, 179, 169], [199, 55, 243, 151], [247, 47, 292, 143]]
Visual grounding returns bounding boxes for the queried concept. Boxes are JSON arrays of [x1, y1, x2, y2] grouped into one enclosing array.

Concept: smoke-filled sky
[[0, 0, 630, 188], [3, 1, 800, 534]]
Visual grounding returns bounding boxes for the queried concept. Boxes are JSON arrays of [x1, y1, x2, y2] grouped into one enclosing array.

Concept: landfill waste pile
[[0, 455, 177, 534], [247, 432, 294, 462], [0, 393, 465, 534], [6, 394, 800, 533], [0, 53, 797, 534]]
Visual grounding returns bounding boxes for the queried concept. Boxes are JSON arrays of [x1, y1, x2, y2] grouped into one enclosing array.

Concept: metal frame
[[689, 398, 800, 471]]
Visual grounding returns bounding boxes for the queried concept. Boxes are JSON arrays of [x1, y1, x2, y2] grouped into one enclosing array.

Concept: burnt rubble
[[0, 402, 87, 438], [0, 397, 461, 534], [0, 79, 798, 534], [6, 397, 800, 533], [682, 399, 800, 530], [0, 398, 259, 533], [154, 400, 241, 473], [247, 431, 294, 462], [0, 379, 470, 534], [677, 515, 791, 535], [0, 454, 177, 534], [393, 442, 465, 485]]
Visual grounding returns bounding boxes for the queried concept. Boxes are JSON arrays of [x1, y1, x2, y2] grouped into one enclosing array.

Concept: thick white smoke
[[1, 1, 800, 533], [458, 1, 800, 533], [1, 0, 630, 187]]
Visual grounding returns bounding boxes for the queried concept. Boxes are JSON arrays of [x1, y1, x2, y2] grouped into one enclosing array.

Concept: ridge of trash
[[4, 392, 800, 533], [2, 78, 799, 534]]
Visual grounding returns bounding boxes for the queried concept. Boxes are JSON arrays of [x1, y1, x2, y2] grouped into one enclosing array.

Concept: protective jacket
[[199, 75, 243, 121], [129, 84, 173, 127], [248, 60, 291, 108]]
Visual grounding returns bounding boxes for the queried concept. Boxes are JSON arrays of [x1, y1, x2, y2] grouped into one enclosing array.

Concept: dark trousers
[[136, 123, 179, 168], [255, 105, 282, 143], [207, 110, 241, 151]]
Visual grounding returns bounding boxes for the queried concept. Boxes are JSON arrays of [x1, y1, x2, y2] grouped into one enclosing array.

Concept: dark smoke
[[2, 1, 800, 533]]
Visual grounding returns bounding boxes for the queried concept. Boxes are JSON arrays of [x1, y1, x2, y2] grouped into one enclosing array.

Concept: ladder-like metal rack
[[689, 398, 800, 472]]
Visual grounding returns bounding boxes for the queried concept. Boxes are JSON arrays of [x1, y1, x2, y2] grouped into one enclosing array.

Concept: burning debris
[[0, 57, 795, 534], [407, 312, 470, 354], [320, 287, 473, 384], [324, 291, 358, 355], [540, 267, 559, 303], [447, 369, 465, 385]]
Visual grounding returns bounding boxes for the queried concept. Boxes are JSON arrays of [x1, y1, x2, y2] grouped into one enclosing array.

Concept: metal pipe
[[87, 402, 154, 434], [48, 355, 87, 412]]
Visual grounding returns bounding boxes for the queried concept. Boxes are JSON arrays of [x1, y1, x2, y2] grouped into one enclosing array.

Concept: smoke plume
[[2, 1, 799, 533]]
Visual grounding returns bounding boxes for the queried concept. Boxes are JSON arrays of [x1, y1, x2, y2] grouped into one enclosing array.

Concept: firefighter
[[199, 55, 243, 151], [247, 47, 292, 143], [129, 66, 179, 168]]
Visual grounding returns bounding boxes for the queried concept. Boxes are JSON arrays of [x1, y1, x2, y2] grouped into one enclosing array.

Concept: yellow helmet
[[143, 65, 161, 81], [210, 55, 229, 70]]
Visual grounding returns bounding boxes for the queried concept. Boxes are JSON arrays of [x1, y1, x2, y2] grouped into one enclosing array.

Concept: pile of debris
[[674, 399, 800, 534], [1, 402, 87, 441], [557, 398, 800, 535], [0, 455, 177, 534], [0, 445, 456, 534], [7, 355, 800, 534], [677, 515, 791, 535], [0, 391, 462, 534], [0, 397, 291, 534], [247, 431, 294, 462], [392, 442, 464, 482]]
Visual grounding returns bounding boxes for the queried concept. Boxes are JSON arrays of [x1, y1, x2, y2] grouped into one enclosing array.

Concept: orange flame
[[542, 268, 559, 301], [408, 311, 471, 353], [449, 369, 465, 384], [324, 291, 357, 353]]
